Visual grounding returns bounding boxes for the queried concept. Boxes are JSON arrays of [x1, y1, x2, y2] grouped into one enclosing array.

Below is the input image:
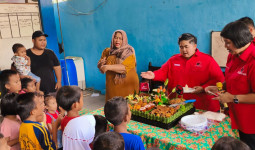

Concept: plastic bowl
[[181, 115, 208, 132]]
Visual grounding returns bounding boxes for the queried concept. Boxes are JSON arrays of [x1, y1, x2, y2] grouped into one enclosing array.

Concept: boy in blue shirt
[[104, 96, 145, 150], [17, 92, 56, 150]]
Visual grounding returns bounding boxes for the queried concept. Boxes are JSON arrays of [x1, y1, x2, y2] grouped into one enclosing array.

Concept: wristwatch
[[233, 95, 239, 104]]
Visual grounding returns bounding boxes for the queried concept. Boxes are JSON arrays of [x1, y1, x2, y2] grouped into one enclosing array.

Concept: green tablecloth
[[85, 107, 238, 150]]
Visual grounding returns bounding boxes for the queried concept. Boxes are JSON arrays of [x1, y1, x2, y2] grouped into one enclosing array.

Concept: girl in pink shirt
[[0, 93, 22, 150]]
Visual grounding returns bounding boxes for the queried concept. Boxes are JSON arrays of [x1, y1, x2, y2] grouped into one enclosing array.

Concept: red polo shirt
[[225, 42, 255, 134], [153, 49, 224, 112]]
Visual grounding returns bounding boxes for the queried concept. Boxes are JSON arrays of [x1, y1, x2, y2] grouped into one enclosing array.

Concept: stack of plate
[[180, 115, 208, 132]]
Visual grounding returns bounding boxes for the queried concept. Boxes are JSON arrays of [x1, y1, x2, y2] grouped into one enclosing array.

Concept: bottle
[[216, 82, 229, 114]]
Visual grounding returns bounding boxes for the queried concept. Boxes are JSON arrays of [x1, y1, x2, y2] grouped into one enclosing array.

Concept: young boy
[[56, 86, 83, 132], [11, 43, 41, 91], [211, 136, 250, 150], [16, 92, 56, 150], [104, 96, 145, 150], [52, 86, 83, 148], [93, 131, 125, 150]]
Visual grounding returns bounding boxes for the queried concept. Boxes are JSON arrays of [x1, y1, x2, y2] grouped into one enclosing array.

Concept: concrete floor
[[82, 89, 105, 111]]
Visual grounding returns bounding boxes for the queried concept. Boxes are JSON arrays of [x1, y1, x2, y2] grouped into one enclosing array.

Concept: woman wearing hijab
[[98, 30, 139, 102]]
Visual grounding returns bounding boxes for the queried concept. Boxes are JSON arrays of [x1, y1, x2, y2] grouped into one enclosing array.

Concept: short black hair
[[221, 21, 253, 49], [94, 115, 108, 140], [12, 43, 24, 53], [104, 96, 128, 126], [32, 30, 48, 39], [93, 131, 125, 150], [21, 78, 34, 89], [238, 17, 254, 28], [44, 95, 55, 106], [178, 33, 197, 44], [211, 136, 250, 150], [16, 92, 37, 121], [0, 93, 19, 116], [0, 70, 18, 98], [56, 86, 81, 111]]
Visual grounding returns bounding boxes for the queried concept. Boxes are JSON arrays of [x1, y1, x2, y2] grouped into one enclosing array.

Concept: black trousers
[[239, 130, 255, 150]]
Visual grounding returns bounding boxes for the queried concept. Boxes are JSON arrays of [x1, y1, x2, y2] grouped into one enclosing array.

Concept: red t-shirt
[[46, 111, 59, 124], [153, 49, 225, 111], [61, 116, 78, 132], [225, 42, 255, 134]]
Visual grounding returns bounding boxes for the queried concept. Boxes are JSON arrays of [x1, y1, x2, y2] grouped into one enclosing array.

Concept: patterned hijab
[[109, 30, 135, 84]]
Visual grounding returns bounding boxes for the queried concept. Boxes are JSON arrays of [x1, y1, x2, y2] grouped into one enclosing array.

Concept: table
[[86, 107, 239, 150]]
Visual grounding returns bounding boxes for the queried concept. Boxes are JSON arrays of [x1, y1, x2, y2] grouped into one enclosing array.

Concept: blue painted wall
[[38, 0, 61, 59], [50, 0, 255, 92]]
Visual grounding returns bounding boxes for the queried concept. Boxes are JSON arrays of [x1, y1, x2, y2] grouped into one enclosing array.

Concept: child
[[211, 136, 251, 150], [0, 93, 21, 150], [0, 70, 21, 98], [44, 95, 63, 149], [52, 86, 83, 148], [11, 43, 41, 91], [104, 96, 145, 150], [16, 92, 56, 149], [56, 86, 83, 132], [93, 115, 108, 142], [21, 77, 36, 92], [0, 133, 11, 150], [93, 131, 125, 150], [21, 77, 44, 96], [45, 95, 59, 133], [62, 115, 107, 150]]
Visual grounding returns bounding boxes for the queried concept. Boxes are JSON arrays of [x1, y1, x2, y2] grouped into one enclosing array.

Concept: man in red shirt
[[206, 21, 255, 149], [141, 33, 224, 112]]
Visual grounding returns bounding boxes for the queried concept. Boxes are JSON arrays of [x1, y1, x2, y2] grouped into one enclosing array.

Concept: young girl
[[45, 95, 63, 149], [0, 70, 21, 98], [45, 95, 59, 132], [21, 77, 36, 92], [0, 93, 22, 150]]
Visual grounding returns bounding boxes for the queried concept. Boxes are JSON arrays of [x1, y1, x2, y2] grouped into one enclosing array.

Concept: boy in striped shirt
[[17, 92, 56, 150]]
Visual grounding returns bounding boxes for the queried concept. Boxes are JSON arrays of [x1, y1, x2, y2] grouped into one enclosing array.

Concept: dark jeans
[[239, 130, 255, 150]]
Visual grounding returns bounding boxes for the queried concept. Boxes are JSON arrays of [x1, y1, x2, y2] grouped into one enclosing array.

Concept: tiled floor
[[82, 89, 105, 111]]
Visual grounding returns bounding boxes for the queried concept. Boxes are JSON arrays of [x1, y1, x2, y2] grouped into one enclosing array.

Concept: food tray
[[131, 107, 195, 129]]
